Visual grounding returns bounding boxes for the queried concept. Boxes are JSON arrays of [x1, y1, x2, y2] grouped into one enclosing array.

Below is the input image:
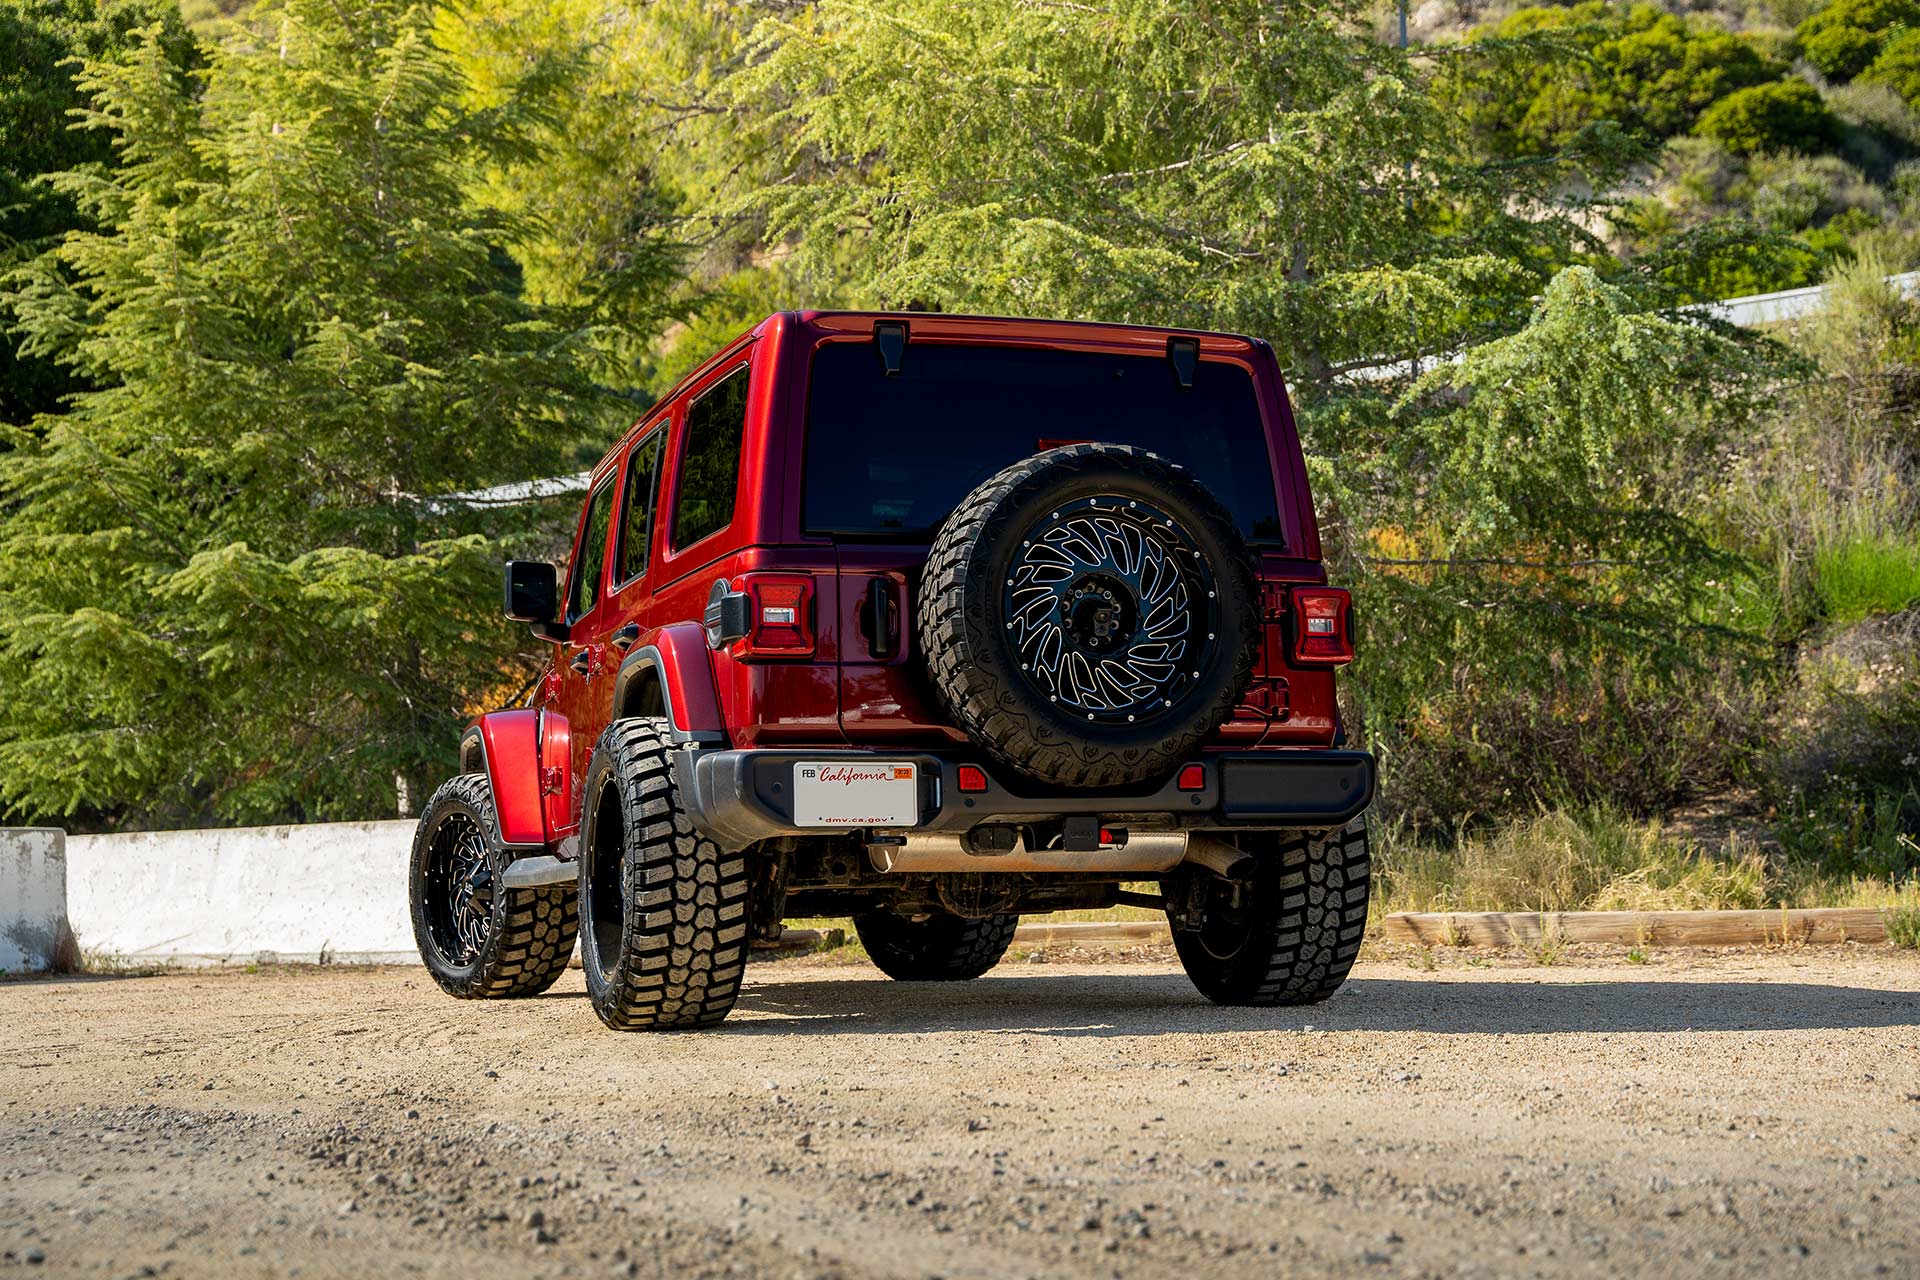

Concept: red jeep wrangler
[[407, 312, 1374, 1031]]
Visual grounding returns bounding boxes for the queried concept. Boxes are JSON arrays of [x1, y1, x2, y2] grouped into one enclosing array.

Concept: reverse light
[[1291, 587, 1354, 666], [957, 765, 989, 793], [736, 574, 815, 658]]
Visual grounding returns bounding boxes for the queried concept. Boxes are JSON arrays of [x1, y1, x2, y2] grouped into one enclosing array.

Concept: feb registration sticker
[[792, 762, 919, 827]]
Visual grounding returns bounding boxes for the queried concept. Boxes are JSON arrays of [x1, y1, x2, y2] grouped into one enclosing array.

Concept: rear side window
[[568, 479, 616, 621], [802, 343, 1283, 543], [672, 366, 750, 551], [616, 431, 664, 584]]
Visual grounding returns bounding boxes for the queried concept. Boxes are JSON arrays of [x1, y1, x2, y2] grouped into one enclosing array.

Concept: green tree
[[0, 0, 624, 825], [1695, 79, 1843, 155], [0, 0, 194, 425], [718, 0, 1780, 821], [727, 0, 1636, 386]]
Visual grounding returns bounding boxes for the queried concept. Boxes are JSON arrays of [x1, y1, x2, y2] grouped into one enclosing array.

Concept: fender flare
[[460, 708, 548, 850], [609, 621, 729, 745]]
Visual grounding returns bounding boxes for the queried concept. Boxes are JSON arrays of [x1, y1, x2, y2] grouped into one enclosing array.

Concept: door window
[[616, 431, 664, 586], [672, 365, 749, 551], [567, 479, 616, 622]]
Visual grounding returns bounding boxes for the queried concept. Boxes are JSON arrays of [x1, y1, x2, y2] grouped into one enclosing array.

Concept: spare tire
[[917, 444, 1259, 789]]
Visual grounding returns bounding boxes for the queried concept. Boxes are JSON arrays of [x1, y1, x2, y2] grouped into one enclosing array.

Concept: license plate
[[792, 761, 919, 828]]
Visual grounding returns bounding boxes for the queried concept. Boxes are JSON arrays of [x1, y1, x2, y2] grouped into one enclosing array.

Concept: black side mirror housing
[[503, 561, 567, 641]]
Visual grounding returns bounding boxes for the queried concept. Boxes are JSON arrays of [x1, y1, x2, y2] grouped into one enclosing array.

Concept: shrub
[[1445, 3, 1787, 154], [1375, 660, 1767, 832], [1747, 152, 1888, 230], [1795, 0, 1920, 81], [1775, 784, 1920, 877], [1860, 28, 1920, 104], [1767, 609, 1920, 876], [1803, 22, 1891, 80], [1888, 904, 1920, 946], [1605, 14, 1788, 137], [1695, 80, 1844, 154]]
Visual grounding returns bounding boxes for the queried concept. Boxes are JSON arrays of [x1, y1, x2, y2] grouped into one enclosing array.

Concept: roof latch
[[1167, 335, 1198, 389], [874, 320, 908, 376]]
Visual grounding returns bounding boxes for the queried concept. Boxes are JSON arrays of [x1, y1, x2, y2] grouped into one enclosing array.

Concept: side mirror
[[503, 561, 567, 641]]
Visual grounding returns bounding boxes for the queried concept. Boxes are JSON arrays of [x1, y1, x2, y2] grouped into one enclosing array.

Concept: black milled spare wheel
[[852, 909, 1019, 981], [578, 717, 751, 1031], [409, 774, 578, 999], [917, 443, 1260, 788]]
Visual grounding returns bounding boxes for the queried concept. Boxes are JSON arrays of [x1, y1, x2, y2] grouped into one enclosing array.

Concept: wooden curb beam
[[1383, 908, 1890, 948], [1012, 920, 1171, 947]]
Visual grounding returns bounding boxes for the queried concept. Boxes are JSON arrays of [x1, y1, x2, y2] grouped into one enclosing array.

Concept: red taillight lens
[[957, 765, 988, 793], [1176, 763, 1206, 791], [1291, 587, 1353, 665], [738, 574, 814, 658]]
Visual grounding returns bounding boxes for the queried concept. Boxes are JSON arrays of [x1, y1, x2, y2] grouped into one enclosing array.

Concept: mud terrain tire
[[1167, 820, 1370, 1006], [578, 718, 751, 1030], [852, 910, 1019, 981], [409, 773, 578, 999], [918, 443, 1259, 789]]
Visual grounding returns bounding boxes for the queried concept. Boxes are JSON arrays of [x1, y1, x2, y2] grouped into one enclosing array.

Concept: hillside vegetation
[[0, 0, 1912, 912]]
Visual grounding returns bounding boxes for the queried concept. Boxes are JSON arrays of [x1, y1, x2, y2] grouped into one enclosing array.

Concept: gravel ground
[[2, 947, 1917, 1279]]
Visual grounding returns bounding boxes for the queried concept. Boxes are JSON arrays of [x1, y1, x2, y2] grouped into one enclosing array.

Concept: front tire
[[1167, 821, 1369, 1006], [578, 718, 751, 1031], [853, 910, 1018, 981], [409, 774, 578, 999]]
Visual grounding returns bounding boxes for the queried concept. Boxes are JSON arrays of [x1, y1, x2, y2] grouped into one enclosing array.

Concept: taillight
[[737, 574, 815, 659], [1291, 587, 1354, 665]]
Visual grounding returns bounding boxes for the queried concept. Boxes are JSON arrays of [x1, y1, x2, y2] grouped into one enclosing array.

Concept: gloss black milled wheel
[[408, 773, 578, 999], [919, 443, 1259, 789], [422, 809, 491, 967], [1003, 495, 1218, 724]]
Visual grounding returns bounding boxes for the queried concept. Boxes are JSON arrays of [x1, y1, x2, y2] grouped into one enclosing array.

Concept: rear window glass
[[802, 342, 1283, 543], [672, 365, 749, 551]]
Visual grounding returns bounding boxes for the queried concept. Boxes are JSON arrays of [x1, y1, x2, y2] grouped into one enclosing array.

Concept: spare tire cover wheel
[[916, 443, 1259, 789]]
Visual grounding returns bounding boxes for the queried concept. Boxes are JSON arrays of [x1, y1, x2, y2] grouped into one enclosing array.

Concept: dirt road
[[3, 949, 1917, 1278]]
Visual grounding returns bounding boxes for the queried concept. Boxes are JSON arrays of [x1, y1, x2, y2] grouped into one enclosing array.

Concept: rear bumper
[[677, 747, 1375, 851]]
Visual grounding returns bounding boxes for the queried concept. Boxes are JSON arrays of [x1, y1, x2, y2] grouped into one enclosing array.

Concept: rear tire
[[578, 718, 751, 1031], [1167, 820, 1369, 1006], [853, 910, 1019, 981], [409, 774, 578, 999]]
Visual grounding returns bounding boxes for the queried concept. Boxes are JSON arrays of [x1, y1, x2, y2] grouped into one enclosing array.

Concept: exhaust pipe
[[867, 831, 1188, 874], [1182, 834, 1254, 880], [864, 831, 1256, 880]]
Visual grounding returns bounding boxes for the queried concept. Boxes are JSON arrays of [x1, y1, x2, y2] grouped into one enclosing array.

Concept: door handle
[[609, 622, 641, 651], [568, 649, 591, 675]]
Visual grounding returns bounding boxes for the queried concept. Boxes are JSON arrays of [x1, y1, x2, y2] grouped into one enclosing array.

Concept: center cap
[[1062, 574, 1137, 652]]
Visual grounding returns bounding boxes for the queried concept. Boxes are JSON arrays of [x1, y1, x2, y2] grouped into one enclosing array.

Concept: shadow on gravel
[[722, 973, 1920, 1037]]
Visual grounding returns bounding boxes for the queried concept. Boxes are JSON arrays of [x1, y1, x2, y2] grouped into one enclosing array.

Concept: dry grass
[[1370, 807, 1771, 923]]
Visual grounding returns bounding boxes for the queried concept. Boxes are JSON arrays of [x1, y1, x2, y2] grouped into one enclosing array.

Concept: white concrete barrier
[[2, 828, 76, 973], [66, 820, 418, 965]]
